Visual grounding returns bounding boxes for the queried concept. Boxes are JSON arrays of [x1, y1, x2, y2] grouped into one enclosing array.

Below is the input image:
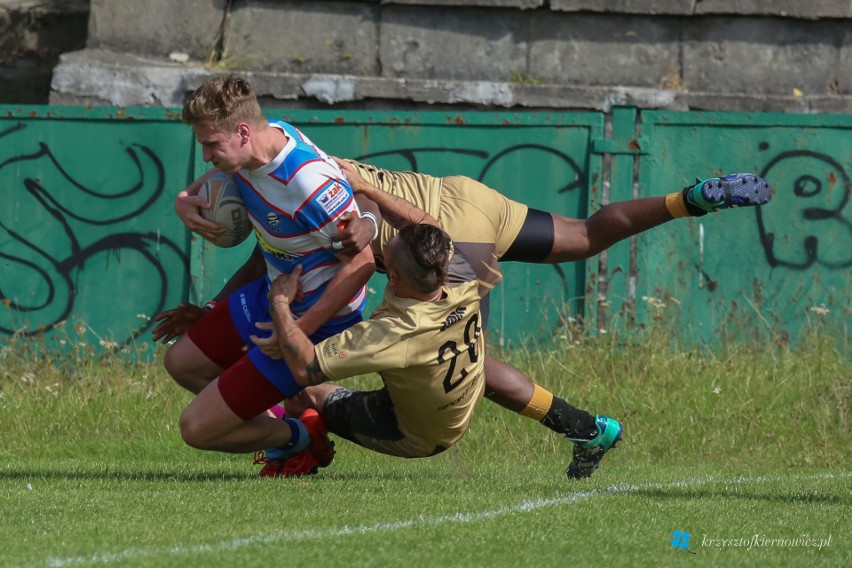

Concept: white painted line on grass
[[27, 471, 848, 568]]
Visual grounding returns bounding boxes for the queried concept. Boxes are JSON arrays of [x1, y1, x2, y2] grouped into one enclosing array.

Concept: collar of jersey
[[246, 122, 294, 177]]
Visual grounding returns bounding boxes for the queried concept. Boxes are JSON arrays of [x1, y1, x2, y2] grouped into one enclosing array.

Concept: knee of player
[[162, 343, 185, 379], [178, 409, 213, 449], [163, 340, 205, 385]]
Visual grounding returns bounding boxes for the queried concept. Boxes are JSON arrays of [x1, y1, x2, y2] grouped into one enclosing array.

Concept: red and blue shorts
[[188, 277, 362, 420]]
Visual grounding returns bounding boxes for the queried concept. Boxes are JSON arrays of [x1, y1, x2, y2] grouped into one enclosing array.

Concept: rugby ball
[[197, 173, 252, 248]]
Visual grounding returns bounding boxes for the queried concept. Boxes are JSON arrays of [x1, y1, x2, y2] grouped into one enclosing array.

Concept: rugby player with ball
[[159, 75, 374, 470]]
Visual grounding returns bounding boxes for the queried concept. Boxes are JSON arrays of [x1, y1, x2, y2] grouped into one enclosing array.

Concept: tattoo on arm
[[274, 308, 327, 386], [304, 355, 328, 386]]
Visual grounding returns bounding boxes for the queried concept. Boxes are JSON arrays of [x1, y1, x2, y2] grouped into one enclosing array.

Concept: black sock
[[541, 397, 598, 440]]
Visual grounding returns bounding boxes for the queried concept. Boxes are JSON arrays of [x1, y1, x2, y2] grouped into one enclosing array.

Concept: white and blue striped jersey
[[232, 120, 366, 319]]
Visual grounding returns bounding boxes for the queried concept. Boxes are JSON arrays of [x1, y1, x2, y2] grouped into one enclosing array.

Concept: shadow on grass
[[0, 468, 455, 483], [0, 469, 252, 483]]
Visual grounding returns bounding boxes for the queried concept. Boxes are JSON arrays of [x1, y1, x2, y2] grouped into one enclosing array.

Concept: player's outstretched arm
[[295, 244, 375, 337], [174, 168, 226, 240], [333, 156, 440, 230], [151, 303, 207, 344], [262, 266, 330, 387]]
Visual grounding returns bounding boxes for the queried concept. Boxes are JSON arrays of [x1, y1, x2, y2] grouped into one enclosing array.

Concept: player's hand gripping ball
[[197, 173, 252, 247]]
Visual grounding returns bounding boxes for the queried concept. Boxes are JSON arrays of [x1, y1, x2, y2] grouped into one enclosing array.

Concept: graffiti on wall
[[0, 122, 188, 347], [1, 112, 848, 350], [756, 150, 851, 270]]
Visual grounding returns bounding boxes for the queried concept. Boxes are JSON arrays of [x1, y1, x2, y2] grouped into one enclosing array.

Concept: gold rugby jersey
[[345, 160, 527, 259], [315, 280, 485, 454]]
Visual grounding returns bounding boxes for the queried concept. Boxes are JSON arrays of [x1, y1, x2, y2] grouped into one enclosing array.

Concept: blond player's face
[[194, 120, 246, 173]]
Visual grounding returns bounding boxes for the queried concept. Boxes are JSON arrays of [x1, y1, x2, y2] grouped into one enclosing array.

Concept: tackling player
[[321, 158, 771, 477], [254, 223, 487, 462]]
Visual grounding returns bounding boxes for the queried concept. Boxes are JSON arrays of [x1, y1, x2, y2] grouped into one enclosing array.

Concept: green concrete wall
[[1, 107, 848, 352]]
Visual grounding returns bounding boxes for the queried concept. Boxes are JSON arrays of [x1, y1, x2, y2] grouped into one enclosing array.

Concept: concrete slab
[[840, 27, 852, 95], [695, 0, 852, 20], [87, 0, 225, 61], [683, 92, 812, 113], [530, 13, 681, 88], [683, 17, 844, 96], [225, 1, 379, 75], [50, 48, 211, 107], [390, 0, 543, 8], [551, 0, 695, 15], [47, 46, 852, 113], [380, 5, 529, 81]]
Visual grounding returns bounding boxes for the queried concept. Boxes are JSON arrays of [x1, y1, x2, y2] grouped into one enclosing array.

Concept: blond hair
[[182, 75, 266, 132]]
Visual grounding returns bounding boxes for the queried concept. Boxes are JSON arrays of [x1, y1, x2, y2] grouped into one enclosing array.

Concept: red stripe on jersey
[[282, 157, 325, 184], [299, 285, 365, 306], [237, 173, 293, 219], [349, 286, 367, 305], [299, 262, 341, 294], [293, 127, 323, 158], [291, 244, 326, 256]]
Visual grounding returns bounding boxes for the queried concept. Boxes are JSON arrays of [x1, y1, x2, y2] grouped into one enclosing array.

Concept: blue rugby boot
[[683, 173, 772, 215], [566, 415, 623, 479]]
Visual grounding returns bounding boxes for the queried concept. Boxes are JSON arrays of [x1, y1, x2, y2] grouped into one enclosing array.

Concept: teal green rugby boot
[[683, 173, 772, 215], [566, 415, 623, 479]]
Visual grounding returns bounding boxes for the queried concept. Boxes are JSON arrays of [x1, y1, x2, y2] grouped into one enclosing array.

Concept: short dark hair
[[394, 224, 453, 294]]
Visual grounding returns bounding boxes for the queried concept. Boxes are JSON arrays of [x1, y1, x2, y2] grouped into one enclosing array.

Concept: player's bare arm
[[328, 162, 383, 256], [266, 265, 330, 387], [333, 157, 439, 230], [294, 243, 376, 336]]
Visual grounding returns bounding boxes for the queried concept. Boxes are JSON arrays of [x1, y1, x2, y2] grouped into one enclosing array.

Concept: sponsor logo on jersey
[[317, 182, 348, 215], [437, 379, 476, 411], [440, 306, 467, 331], [266, 211, 280, 229], [239, 293, 251, 322], [257, 233, 302, 261]]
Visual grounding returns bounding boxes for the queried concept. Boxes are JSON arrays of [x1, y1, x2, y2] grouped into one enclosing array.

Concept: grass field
[[0, 324, 849, 567]]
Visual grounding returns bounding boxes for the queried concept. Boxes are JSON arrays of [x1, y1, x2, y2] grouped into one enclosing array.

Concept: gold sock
[[519, 384, 554, 421], [665, 191, 690, 218]]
